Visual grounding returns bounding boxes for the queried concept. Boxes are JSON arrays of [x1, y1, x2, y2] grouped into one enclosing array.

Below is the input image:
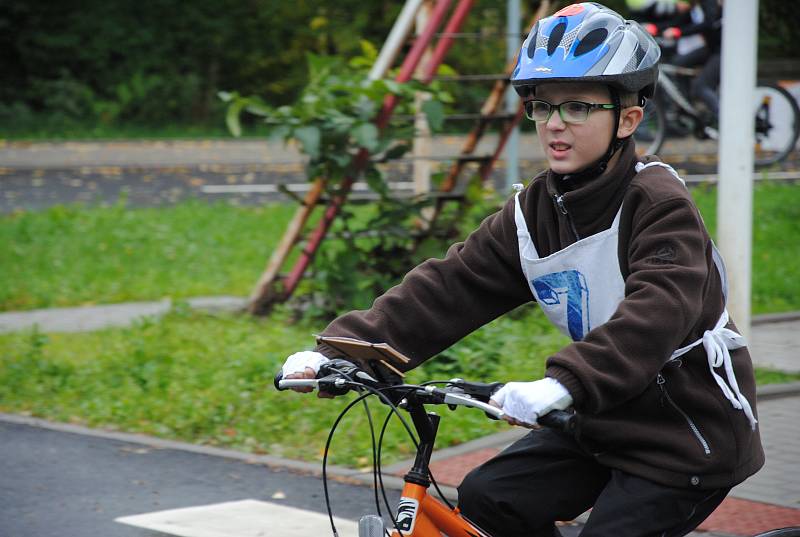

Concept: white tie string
[[702, 325, 757, 430], [669, 309, 757, 431], [640, 161, 757, 430]]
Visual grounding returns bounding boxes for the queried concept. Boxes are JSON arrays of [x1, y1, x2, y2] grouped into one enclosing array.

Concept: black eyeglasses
[[523, 99, 617, 123]]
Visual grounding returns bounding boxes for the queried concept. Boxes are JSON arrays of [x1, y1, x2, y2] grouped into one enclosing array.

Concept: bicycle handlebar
[[274, 360, 576, 433], [275, 373, 505, 419]]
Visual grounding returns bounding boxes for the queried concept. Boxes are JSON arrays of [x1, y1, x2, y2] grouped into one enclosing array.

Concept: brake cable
[[321, 373, 466, 536], [322, 378, 420, 537], [375, 382, 458, 511]]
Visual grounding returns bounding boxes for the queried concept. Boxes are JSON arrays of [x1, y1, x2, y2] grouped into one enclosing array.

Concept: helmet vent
[[634, 43, 646, 65], [547, 22, 567, 56], [574, 28, 608, 56], [527, 27, 539, 58]]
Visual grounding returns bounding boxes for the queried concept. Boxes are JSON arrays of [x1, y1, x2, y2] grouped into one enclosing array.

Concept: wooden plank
[[415, 0, 551, 236], [247, 179, 324, 314], [274, 0, 467, 308]]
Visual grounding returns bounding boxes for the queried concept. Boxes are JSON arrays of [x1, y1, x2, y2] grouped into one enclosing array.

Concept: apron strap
[[635, 161, 685, 184], [514, 192, 540, 259], [610, 202, 623, 229], [637, 162, 756, 429], [670, 310, 757, 430], [711, 244, 729, 303]]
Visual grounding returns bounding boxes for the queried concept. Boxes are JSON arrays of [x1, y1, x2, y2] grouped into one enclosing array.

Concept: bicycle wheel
[[752, 528, 800, 537], [753, 82, 800, 167], [632, 98, 666, 156]]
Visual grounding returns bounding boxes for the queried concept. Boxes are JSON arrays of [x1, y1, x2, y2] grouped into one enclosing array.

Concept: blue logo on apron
[[532, 270, 590, 340]]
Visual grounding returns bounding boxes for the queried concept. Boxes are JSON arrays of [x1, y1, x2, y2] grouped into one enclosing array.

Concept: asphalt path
[[0, 420, 399, 537], [6, 136, 795, 214], [0, 418, 587, 537]]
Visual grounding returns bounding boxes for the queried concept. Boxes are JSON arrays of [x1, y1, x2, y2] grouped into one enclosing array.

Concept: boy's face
[[532, 83, 618, 175]]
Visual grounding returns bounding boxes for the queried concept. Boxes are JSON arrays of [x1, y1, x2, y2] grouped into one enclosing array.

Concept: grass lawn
[[690, 181, 800, 314], [0, 200, 297, 310], [0, 305, 569, 467], [0, 120, 271, 141], [1, 182, 798, 466], [2, 182, 798, 314]]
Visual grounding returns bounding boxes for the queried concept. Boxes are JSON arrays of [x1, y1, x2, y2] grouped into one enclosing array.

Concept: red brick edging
[[397, 448, 800, 536]]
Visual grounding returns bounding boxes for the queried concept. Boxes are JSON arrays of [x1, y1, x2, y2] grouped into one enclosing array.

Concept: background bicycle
[[633, 38, 800, 167]]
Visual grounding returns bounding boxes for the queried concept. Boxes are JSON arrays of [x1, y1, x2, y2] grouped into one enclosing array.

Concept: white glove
[[281, 351, 330, 377], [490, 378, 573, 425]]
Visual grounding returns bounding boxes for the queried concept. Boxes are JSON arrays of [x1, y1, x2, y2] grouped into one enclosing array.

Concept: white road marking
[[115, 499, 358, 537]]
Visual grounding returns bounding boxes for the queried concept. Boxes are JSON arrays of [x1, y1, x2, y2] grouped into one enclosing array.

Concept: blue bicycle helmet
[[512, 2, 660, 102], [511, 3, 661, 175]]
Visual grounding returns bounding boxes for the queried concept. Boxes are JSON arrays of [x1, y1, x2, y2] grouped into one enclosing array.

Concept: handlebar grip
[[275, 370, 319, 390], [278, 378, 319, 389], [537, 410, 576, 433]]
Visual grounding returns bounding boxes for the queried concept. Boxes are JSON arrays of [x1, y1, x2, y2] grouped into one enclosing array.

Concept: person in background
[[663, 0, 724, 117], [626, 0, 692, 34]]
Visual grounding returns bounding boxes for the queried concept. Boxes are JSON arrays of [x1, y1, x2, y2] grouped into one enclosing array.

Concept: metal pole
[[504, 0, 521, 193], [717, 0, 758, 340], [413, 1, 434, 203], [369, 0, 424, 81]]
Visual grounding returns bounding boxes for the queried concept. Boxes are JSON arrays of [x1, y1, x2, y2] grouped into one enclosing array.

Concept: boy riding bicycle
[[281, 3, 764, 536]]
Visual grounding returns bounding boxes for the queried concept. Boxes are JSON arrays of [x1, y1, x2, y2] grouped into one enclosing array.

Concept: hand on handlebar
[[489, 377, 573, 428], [280, 351, 335, 398], [488, 399, 540, 429]]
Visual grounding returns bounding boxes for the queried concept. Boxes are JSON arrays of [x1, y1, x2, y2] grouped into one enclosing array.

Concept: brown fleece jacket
[[315, 140, 764, 489]]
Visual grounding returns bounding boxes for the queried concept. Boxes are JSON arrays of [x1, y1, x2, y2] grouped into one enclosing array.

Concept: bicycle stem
[[404, 394, 441, 488]]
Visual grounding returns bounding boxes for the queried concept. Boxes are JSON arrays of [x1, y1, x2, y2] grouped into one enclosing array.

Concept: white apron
[[513, 162, 756, 429]]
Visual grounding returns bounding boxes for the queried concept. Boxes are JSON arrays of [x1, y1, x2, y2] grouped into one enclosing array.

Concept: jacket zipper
[[554, 194, 581, 240], [657, 373, 712, 456]]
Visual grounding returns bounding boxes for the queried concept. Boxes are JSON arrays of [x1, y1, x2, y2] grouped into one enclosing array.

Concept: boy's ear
[[617, 106, 644, 138]]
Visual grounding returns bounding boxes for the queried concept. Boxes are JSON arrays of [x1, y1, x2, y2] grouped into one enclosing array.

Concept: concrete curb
[[752, 311, 800, 324], [0, 296, 248, 334], [0, 410, 457, 499], [756, 381, 800, 400], [0, 412, 348, 476]]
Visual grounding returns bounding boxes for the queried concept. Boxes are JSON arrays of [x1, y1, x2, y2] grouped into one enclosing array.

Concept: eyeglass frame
[[523, 99, 618, 124]]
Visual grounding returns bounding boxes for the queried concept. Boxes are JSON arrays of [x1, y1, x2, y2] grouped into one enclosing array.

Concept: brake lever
[[448, 379, 504, 403], [316, 374, 352, 397]]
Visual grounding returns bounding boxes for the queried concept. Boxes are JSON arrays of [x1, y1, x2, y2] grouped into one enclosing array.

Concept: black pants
[[457, 429, 729, 537], [691, 53, 721, 117]]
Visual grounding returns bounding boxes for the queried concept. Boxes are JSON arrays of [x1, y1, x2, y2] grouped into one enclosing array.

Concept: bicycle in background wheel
[[274, 356, 800, 537], [633, 46, 799, 167]]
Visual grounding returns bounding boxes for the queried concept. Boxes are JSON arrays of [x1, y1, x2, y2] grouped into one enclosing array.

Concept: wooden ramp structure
[[248, 0, 553, 315]]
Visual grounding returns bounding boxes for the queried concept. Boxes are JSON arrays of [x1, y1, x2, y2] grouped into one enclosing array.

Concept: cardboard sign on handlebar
[[315, 335, 409, 378]]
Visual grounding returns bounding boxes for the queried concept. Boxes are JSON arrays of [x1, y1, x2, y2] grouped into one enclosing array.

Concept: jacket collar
[[544, 138, 638, 232]]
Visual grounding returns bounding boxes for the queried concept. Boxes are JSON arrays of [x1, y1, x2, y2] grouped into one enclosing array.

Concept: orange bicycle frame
[[389, 480, 490, 537], [386, 396, 492, 537]]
